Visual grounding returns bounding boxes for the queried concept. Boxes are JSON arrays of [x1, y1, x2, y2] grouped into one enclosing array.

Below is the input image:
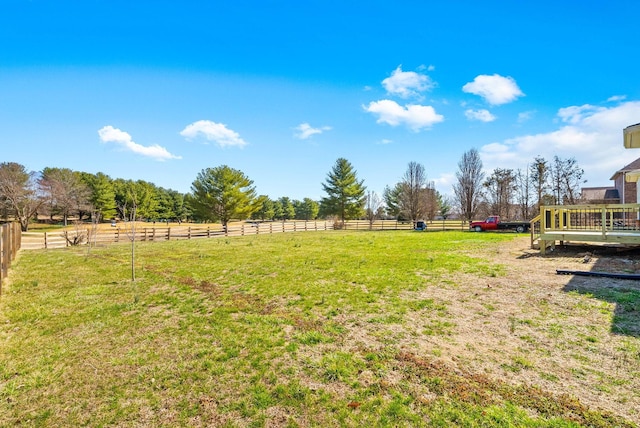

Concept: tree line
[[0, 152, 584, 231], [452, 149, 585, 222]]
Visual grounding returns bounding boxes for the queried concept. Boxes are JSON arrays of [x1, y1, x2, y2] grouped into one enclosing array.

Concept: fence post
[[1, 223, 23, 294], [167, 227, 171, 241], [13, 223, 19, 256], [0, 224, 5, 289]]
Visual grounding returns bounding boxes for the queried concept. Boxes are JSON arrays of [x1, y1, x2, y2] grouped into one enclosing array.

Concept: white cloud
[[607, 95, 626, 102], [462, 74, 524, 105], [478, 101, 640, 186], [378, 139, 393, 145], [432, 172, 455, 190], [294, 123, 332, 140], [417, 64, 436, 72], [382, 65, 435, 98], [556, 104, 603, 125], [517, 110, 535, 123], [464, 109, 496, 122], [97, 126, 181, 161], [364, 99, 444, 131], [479, 142, 520, 165], [180, 120, 247, 148]]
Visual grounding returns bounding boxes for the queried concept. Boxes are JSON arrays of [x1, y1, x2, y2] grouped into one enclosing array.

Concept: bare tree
[[365, 191, 382, 229], [549, 156, 564, 205], [453, 149, 485, 221], [514, 168, 532, 220], [119, 199, 138, 282], [548, 156, 585, 205], [61, 220, 89, 246], [398, 162, 428, 222], [484, 168, 516, 219], [529, 156, 550, 214], [0, 162, 44, 231], [40, 167, 91, 226], [559, 156, 585, 204], [422, 182, 439, 221]]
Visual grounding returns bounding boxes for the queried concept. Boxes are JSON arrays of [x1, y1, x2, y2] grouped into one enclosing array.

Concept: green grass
[[0, 230, 637, 427]]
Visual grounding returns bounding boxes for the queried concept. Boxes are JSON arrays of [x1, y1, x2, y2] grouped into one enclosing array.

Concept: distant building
[[580, 186, 620, 204], [610, 157, 640, 204], [581, 156, 640, 204]]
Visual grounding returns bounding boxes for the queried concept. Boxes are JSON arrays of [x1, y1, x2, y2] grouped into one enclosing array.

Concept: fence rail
[[532, 203, 640, 253], [1, 222, 22, 294], [21, 219, 471, 250], [21, 221, 334, 250], [341, 219, 469, 231]]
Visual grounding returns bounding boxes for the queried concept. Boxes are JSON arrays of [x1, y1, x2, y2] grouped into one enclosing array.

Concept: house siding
[[597, 157, 640, 204], [624, 179, 637, 203], [613, 171, 638, 204]]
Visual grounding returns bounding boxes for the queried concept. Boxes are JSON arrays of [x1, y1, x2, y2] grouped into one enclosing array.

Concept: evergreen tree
[[294, 198, 320, 220], [278, 196, 296, 220], [251, 195, 275, 221], [320, 158, 366, 222], [189, 165, 259, 227], [383, 184, 402, 219], [81, 172, 117, 221]]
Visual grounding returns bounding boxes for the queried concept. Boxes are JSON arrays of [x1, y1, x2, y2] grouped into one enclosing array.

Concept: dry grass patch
[[1, 231, 639, 426]]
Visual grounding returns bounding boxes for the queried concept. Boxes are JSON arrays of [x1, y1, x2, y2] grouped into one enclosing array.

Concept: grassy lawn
[[0, 231, 637, 427]]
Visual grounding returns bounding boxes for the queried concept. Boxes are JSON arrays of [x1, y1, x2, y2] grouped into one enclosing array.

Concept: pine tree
[[320, 158, 366, 222], [189, 165, 259, 227]]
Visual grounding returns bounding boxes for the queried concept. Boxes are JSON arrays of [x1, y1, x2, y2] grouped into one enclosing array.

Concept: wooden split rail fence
[[1, 222, 22, 294], [21, 221, 333, 250], [20, 219, 470, 250]]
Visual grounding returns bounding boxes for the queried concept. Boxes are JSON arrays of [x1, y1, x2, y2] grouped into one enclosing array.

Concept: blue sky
[[1, 1, 639, 201]]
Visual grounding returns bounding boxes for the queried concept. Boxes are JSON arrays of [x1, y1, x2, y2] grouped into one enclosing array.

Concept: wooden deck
[[530, 204, 640, 253]]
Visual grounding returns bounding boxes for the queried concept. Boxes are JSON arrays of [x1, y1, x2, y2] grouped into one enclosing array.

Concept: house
[[580, 186, 620, 204], [581, 156, 640, 204], [536, 125, 640, 254], [610, 156, 640, 204]]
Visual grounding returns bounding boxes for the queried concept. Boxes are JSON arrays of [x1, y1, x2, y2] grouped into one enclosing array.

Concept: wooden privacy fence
[[20, 219, 471, 250], [1, 222, 22, 293]]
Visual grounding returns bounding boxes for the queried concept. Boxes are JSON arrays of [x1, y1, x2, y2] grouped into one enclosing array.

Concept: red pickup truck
[[469, 216, 529, 233]]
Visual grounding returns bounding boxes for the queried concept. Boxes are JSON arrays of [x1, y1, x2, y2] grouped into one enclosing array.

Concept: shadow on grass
[[539, 245, 640, 337]]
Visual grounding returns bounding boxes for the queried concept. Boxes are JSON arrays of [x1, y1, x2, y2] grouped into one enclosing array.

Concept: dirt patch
[[427, 238, 640, 421], [335, 237, 640, 423]]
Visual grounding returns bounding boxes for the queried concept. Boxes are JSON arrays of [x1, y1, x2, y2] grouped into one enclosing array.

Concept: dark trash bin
[[414, 221, 427, 231]]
